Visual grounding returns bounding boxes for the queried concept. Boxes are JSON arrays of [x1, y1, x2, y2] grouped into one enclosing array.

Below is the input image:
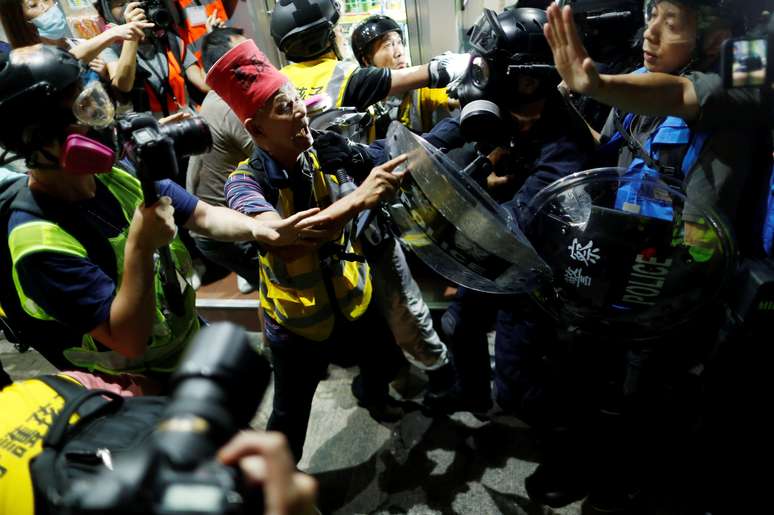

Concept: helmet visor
[[72, 81, 115, 128]]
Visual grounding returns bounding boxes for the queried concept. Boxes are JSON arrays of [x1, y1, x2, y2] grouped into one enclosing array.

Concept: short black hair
[[202, 27, 246, 72]]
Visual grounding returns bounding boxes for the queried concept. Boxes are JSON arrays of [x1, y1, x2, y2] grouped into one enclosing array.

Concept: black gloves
[[312, 130, 374, 181]]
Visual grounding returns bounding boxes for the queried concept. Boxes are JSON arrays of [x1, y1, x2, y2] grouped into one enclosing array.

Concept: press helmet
[[351, 15, 403, 66], [0, 45, 81, 160], [270, 0, 341, 62]]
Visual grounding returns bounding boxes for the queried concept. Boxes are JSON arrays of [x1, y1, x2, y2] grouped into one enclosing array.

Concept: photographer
[[0, 355, 316, 515], [0, 0, 151, 92], [0, 44, 320, 384], [98, 0, 210, 116], [173, 0, 236, 64]]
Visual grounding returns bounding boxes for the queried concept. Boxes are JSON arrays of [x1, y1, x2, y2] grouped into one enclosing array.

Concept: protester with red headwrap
[[210, 39, 411, 463]]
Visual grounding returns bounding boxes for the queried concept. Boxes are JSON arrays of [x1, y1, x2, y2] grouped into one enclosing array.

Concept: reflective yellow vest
[[397, 87, 452, 133], [233, 153, 372, 341], [281, 57, 357, 108], [7, 168, 199, 374], [0, 376, 82, 515]]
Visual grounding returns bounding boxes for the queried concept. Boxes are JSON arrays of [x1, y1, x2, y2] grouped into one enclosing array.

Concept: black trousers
[[264, 306, 403, 463]]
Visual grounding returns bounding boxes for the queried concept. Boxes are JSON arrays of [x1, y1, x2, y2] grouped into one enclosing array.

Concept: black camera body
[[63, 323, 272, 515], [143, 0, 175, 30], [117, 112, 212, 197]]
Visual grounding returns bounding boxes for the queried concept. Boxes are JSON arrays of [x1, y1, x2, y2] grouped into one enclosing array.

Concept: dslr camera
[[117, 112, 212, 198], [143, 0, 175, 30], [63, 323, 273, 514]]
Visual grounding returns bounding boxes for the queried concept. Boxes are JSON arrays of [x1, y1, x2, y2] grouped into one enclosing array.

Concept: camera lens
[[159, 116, 213, 158]]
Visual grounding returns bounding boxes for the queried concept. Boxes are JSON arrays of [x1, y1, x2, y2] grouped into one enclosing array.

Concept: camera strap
[[612, 109, 677, 178], [142, 36, 186, 116]]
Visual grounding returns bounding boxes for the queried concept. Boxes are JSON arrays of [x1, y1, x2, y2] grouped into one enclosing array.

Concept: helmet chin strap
[[330, 29, 342, 60], [27, 147, 62, 172]]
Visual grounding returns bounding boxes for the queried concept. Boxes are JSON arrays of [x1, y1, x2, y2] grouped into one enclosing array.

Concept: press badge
[[185, 5, 207, 27]]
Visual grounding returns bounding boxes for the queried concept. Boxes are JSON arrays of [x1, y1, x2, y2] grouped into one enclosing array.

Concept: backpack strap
[[35, 375, 85, 403], [34, 377, 125, 449]]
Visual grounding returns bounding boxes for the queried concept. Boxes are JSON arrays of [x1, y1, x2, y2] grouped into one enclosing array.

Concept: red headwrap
[[205, 39, 288, 123]]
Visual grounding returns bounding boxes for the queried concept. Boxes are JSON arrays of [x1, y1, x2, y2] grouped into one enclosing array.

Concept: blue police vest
[[607, 69, 710, 222]]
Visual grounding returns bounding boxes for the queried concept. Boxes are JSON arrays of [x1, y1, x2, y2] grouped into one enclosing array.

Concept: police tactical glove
[[428, 52, 471, 89], [312, 130, 374, 181]]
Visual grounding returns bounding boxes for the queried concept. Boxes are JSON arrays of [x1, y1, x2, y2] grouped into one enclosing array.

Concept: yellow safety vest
[[8, 169, 199, 374], [281, 57, 357, 108], [0, 376, 82, 515], [397, 87, 452, 134], [233, 153, 372, 341]]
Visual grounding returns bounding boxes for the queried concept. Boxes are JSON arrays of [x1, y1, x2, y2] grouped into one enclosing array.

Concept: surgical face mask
[[30, 3, 69, 40], [73, 82, 115, 128]]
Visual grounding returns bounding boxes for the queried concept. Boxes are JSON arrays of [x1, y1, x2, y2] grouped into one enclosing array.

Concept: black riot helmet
[[351, 15, 403, 66], [452, 7, 558, 144], [0, 45, 81, 161], [270, 0, 341, 62]]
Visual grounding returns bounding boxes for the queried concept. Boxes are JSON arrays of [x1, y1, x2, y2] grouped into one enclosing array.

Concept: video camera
[[63, 323, 273, 515]]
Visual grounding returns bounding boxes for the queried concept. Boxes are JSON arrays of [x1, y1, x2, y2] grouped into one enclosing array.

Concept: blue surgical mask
[[30, 4, 69, 40]]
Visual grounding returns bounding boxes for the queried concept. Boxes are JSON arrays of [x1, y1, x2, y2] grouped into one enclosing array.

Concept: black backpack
[[29, 375, 166, 515]]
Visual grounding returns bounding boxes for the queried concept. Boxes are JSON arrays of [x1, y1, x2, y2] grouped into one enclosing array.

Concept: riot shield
[[384, 122, 550, 294], [522, 167, 736, 335]]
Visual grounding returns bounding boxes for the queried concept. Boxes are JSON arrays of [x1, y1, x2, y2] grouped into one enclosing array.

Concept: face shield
[[72, 81, 115, 129]]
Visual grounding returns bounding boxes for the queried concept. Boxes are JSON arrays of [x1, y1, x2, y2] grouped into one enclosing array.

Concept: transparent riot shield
[[384, 122, 551, 294], [521, 167, 736, 333]]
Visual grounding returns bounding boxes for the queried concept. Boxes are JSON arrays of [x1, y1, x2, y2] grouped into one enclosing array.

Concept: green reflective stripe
[[98, 168, 143, 221], [64, 312, 199, 374], [9, 221, 88, 320], [9, 221, 88, 262]]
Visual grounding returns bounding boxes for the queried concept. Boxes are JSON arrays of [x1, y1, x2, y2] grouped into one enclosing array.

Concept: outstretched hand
[[253, 208, 335, 247], [353, 153, 409, 210], [543, 4, 600, 96]]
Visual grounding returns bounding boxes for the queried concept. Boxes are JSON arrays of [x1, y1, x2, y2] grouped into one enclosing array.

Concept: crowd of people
[[0, 0, 772, 513]]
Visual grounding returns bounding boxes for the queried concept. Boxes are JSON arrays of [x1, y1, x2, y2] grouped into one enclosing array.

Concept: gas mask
[[452, 10, 509, 144], [60, 81, 117, 175], [452, 7, 557, 144]]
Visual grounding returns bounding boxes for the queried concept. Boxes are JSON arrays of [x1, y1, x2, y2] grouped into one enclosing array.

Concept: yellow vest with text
[[0, 376, 82, 515], [280, 57, 357, 108], [7, 169, 200, 374], [233, 154, 371, 341]]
